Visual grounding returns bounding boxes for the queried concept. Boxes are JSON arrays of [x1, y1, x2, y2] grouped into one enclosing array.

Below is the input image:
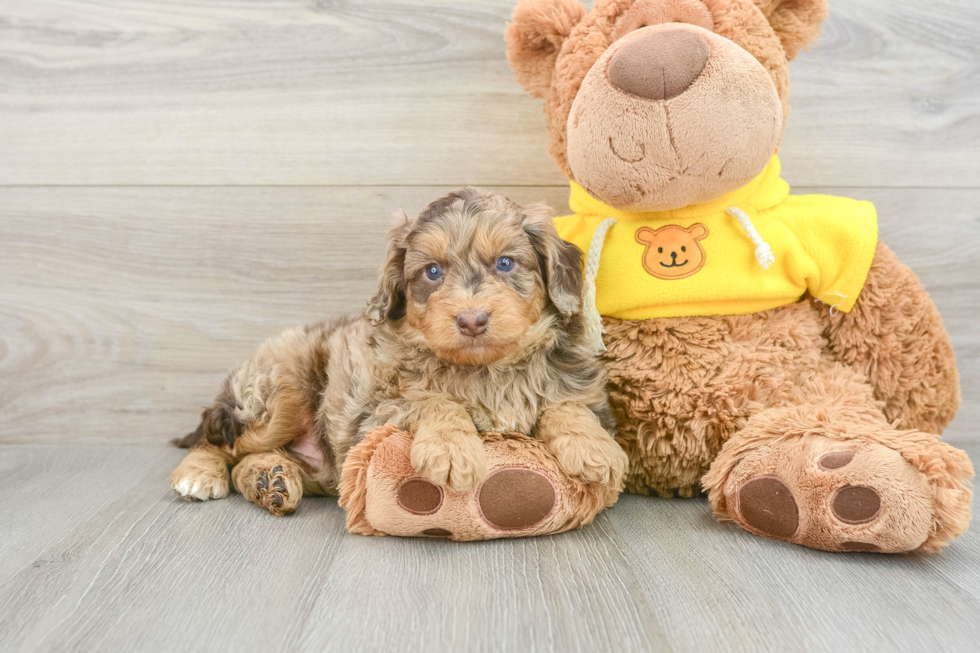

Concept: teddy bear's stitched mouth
[[608, 135, 646, 163], [660, 260, 689, 268]]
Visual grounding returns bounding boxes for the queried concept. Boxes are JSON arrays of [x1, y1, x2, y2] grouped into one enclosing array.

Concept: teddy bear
[[505, 0, 973, 552], [339, 425, 612, 540]]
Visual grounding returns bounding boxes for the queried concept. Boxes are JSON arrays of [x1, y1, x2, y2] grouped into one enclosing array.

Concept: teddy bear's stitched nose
[[608, 29, 710, 101]]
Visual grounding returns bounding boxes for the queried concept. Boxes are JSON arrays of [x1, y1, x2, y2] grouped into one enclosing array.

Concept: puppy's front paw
[[550, 434, 628, 487], [170, 460, 230, 502], [410, 430, 488, 492]]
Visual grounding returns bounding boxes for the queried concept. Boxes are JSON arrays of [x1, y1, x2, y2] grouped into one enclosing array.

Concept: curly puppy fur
[[171, 187, 627, 514]]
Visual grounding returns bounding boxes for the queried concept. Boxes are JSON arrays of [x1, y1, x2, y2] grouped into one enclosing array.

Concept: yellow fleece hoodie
[[553, 157, 878, 320]]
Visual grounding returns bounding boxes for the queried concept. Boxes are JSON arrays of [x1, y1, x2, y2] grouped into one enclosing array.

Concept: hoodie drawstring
[[583, 217, 617, 353], [726, 206, 775, 270]]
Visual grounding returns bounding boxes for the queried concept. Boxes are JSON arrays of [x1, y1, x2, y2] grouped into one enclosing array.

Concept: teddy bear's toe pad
[[422, 528, 453, 537], [818, 451, 854, 470], [737, 476, 799, 539], [397, 478, 443, 514], [725, 438, 935, 553], [477, 468, 556, 530], [831, 485, 881, 524]]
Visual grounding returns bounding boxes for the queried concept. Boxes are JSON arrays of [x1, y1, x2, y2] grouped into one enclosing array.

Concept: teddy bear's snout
[[608, 28, 709, 101]]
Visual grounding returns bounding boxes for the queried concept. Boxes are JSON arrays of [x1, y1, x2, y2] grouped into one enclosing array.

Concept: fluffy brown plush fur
[[506, 0, 823, 188], [507, 0, 973, 552], [171, 188, 627, 515]]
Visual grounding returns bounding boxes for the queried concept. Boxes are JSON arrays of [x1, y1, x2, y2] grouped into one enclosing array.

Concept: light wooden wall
[[1, 0, 978, 444]]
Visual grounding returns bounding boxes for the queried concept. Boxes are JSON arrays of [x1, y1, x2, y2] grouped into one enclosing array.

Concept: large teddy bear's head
[[506, 0, 827, 212]]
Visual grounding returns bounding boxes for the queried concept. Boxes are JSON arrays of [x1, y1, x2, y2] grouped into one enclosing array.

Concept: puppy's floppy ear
[[522, 203, 582, 317], [506, 0, 586, 98], [754, 0, 828, 61], [367, 211, 412, 324]]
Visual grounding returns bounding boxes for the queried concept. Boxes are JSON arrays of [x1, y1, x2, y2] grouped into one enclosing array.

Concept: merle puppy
[[170, 187, 627, 515]]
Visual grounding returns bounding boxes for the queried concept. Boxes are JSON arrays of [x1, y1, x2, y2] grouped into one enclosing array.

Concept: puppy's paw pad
[[255, 465, 298, 516]]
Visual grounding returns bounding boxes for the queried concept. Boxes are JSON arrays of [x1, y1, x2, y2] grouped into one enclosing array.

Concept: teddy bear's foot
[[338, 425, 618, 540], [702, 405, 973, 553]]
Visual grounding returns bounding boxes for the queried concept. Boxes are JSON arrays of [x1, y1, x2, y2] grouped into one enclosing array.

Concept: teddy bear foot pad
[[395, 468, 559, 537], [339, 425, 616, 541], [709, 428, 972, 553]]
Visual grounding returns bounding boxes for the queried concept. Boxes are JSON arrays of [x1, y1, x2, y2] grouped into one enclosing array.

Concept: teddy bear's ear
[[688, 224, 708, 240], [754, 0, 828, 61], [506, 0, 587, 98], [635, 227, 656, 245]]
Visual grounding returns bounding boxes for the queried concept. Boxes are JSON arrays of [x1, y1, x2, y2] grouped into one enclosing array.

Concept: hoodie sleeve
[[774, 195, 879, 313]]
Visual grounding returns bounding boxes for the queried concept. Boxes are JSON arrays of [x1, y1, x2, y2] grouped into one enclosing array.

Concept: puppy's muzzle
[[456, 310, 489, 337]]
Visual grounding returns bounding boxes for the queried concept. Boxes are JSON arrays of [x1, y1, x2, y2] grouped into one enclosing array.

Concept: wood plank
[[0, 445, 171, 584], [0, 185, 977, 445], [0, 185, 563, 445], [778, 0, 980, 187], [0, 444, 977, 652], [0, 445, 674, 653], [0, 0, 977, 188]]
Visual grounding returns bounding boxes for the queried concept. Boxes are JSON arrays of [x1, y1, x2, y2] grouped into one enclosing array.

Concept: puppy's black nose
[[671, 251, 677, 259], [456, 310, 489, 337]]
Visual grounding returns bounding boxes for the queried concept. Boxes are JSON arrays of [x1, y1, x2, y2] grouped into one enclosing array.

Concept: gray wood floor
[[1, 444, 979, 653], [1, 0, 978, 651]]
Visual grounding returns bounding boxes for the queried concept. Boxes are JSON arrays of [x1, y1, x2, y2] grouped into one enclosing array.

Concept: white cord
[[823, 291, 848, 316], [583, 218, 617, 352], [726, 206, 774, 270]]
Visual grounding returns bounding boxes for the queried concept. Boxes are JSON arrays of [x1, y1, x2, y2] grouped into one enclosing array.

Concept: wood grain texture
[[1, 185, 977, 445], [0, 444, 977, 653], [1, 1, 977, 649], [0, 0, 977, 187]]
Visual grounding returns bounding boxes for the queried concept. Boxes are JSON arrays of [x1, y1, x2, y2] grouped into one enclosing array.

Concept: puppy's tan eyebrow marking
[[472, 219, 532, 265], [407, 225, 451, 268]]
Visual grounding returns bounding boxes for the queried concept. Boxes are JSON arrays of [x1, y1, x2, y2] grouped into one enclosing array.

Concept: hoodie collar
[[568, 156, 789, 221]]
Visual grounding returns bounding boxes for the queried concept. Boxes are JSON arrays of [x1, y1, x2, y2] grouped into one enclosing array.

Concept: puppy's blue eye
[[425, 264, 442, 281], [496, 256, 514, 272]]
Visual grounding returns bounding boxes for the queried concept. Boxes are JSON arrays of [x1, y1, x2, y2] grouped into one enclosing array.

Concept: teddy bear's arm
[[817, 241, 960, 434]]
